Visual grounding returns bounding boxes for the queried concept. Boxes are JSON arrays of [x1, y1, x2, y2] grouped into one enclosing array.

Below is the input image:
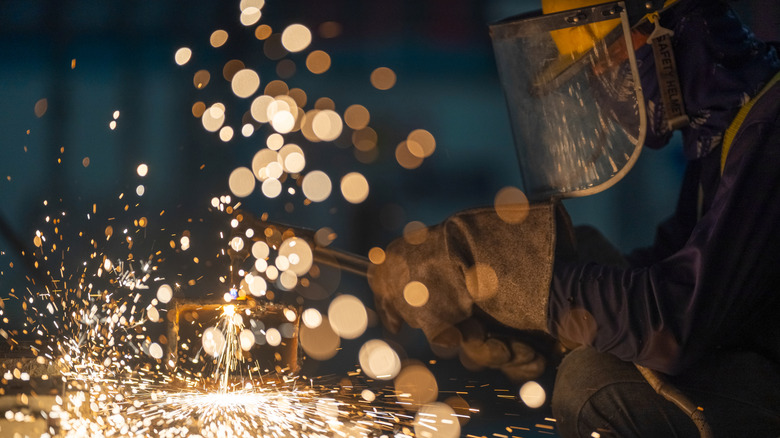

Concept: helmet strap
[[647, 12, 689, 130]]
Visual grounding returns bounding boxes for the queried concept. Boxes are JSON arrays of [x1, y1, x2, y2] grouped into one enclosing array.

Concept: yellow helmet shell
[[543, 0, 622, 56]]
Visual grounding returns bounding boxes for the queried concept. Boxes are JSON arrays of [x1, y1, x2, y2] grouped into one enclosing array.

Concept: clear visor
[[490, 2, 646, 201]]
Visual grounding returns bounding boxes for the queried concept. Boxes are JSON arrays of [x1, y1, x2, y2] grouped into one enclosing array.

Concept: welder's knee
[[551, 346, 695, 438], [551, 346, 629, 437]]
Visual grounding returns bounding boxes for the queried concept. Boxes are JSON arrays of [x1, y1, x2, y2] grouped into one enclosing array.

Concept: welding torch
[[227, 210, 370, 295]]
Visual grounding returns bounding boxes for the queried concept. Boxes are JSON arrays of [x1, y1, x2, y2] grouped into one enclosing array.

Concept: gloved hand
[[368, 202, 567, 380], [457, 317, 548, 382]]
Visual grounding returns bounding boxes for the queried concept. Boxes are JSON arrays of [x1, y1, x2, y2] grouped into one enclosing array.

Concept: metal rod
[[229, 210, 371, 287], [313, 246, 370, 278]]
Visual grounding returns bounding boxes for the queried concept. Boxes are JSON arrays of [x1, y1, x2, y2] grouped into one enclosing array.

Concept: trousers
[[551, 346, 780, 437]]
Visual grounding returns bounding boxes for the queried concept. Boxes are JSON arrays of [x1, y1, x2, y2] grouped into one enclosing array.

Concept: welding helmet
[[490, 0, 684, 201]]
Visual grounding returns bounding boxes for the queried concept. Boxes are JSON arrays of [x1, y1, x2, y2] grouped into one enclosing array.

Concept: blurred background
[[0, 0, 777, 436]]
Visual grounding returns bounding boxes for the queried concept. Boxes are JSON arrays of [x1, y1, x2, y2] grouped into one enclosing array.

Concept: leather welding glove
[[456, 317, 549, 382], [368, 202, 567, 367]]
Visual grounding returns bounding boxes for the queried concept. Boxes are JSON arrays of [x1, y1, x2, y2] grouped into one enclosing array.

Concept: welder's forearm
[[547, 261, 695, 375]]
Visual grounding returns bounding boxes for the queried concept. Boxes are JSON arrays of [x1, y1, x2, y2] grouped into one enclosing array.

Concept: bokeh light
[[174, 47, 192, 66], [361, 390, 376, 402], [314, 227, 336, 247], [239, 0, 265, 10], [368, 247, 386, 264], [395, 141, 424, 169], [271, 110, 295, 134], [344, 104, 370, 130], [247, 274, 267, 296], [444, 396, 472, 426], [255, 24, 272, 40], [312, 110, 343, 142], [558, 308, 599, 346], [278, 237, 313, 276], [261, 178, 282, 198], [340, 172, 369, 204], [228, 167, 256, 198], [202, 327, 226, 357], [352, 127, 378, 152], [281, 24, 312, 52], [314, 97, 335, 111], [219, 126, 234, 142], [147, 305, 160, 323], [289, 88, 307, 107], [279, 144, 306, 173], [402, 221, 428, 245], [251, 241, 270, 259], [266, 328, 282, 346], [306, 50, 331, 74], [266, 265, 279, 281], [34, 98, 48, 117], [231, 69, 261, 98], [192, 101, 206, 117], [250, 95, 274, 123], [359, 339, 401, 380], [519, 381, 546, 408], [149, 343, 164, 360], [370, 67, 397, 90], [240, 7, 262, 26], [394, 362, 438, 410], [267, 133, 284, 150], [494, 186, 530, 224], [407, 129, 436, 158], [263, 34, 287, 60], [239, 329, 256, 351], [156, 284, 173, 304], [301, 170, 332, 202], [403, 281, 429, 307], [301, 308, 322, 329], [193, 69, 211, 89], [265, 79, 289, 96], [414, 402, 461, 438], [210, 29, 229, 48], [283, 308, 297, 322], [300, 315, 340, 360], [318, 21, 342, 39], [327, 294, 368, 340], [230, 236, 245, 252], [202, 103, 226, 132], [223, 59, 246, 81], [464, 263, 499, 302], [276, 59, 296, 78]]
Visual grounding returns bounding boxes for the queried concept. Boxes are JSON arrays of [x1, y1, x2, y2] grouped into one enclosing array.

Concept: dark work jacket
[[548, 76, 780, 375]]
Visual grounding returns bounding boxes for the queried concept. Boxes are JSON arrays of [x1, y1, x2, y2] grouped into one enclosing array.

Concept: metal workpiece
[[165, 298, 302, 382]]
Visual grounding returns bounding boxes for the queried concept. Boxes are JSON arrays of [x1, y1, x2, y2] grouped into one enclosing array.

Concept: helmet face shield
[[490, 2, 647, 201]]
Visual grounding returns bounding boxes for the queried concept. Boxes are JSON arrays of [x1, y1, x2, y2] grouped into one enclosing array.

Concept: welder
[[368, 0, 780, 436]]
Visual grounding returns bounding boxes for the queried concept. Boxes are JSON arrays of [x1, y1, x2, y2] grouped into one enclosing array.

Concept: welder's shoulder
[[723, 76, 780, 175]]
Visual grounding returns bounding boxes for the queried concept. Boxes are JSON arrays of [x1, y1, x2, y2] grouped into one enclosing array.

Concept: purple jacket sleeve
[[548, 85, 780, 375]]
